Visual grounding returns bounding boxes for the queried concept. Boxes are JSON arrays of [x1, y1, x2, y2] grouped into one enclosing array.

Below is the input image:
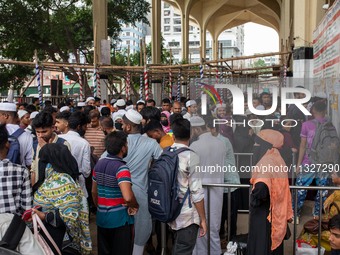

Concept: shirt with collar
[[59, 131, 91, 197], [6, 124, 33, 167], [168, 143, 204, 230], [0, 159, 32, 215]]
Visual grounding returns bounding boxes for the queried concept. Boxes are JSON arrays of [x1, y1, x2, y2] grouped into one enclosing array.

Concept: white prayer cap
[[190, 116, 205, 127], [215, 103, 226, 109], [136, 99, 145, 104], [18, 110, 28, 119], [116, 99, 126, 107], [85, 97, 95, 104], [77, 102, 86, 107], [185, 100, 197, 108], [0, 102, 17, 112], [124, 109, 142, 124], [30, 111, 39, 119], [60, 106, 70, 112], [256, 105, 265, 110], [113, 115, 123, 122], [110, 98, 117, 105], [126, 105, 134, 111]]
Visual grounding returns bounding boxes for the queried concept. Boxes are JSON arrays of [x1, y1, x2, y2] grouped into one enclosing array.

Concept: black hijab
[[33, 143, 80, 192], [252, 134, 273, 166]]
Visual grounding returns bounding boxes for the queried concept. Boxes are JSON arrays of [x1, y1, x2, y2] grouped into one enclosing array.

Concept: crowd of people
[[0, 88, 339, 255]]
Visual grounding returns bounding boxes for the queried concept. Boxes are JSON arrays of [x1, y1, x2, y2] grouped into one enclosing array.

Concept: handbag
[[32, 214, 61, 255]]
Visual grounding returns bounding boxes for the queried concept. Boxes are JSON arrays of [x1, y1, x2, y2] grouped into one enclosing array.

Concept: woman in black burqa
[[247, 129, 293, 255]]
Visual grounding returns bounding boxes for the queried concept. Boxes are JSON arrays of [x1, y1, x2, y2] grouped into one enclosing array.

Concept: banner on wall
[[313, 0, 340, 132]]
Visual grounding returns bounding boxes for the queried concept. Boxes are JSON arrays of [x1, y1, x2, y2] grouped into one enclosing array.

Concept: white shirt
[[0, 213, 44, 254], [112, 109, 127, 120], [183, 112, 192, 120], [59, 131, 91, 197], [6, 124, 33, 167]]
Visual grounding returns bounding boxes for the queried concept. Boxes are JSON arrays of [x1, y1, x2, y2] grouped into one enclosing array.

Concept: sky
[[244, 22, 279, 56]]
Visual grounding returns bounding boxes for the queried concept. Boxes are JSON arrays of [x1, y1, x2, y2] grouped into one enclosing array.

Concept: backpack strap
[[11, 128, 25, 139], [33, 136, 66, 159], [0, 214, 27, 251]]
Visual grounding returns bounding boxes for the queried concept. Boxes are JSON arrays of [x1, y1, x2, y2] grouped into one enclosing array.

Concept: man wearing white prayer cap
[[190, 115, 226, 255], [59, 106, 70, 112], [214, 103, 227, 117], [85, 97, 95, 106], [183, 99, 198, 120], [112, 99, 127, 121], [0, 102, 33, 167], [77, 102, 86, 107], [120, 109, 162, 255], [17, 110, 30, 129]]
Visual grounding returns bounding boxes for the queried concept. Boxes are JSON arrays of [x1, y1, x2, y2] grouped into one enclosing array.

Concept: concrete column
[[92, 0, 107, 64], [151, 0, 162, 104], [92, 0, 108, 100], [151, 0, 162, 64], [181, 10, 190, 62], [279, 0, 291, 52], [212, 35, 219, 60], [200, 26, 207, 60]]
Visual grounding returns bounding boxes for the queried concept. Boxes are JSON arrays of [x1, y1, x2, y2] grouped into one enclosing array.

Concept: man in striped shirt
[[84, 109, 106, 158], [92, 130, 139, 255]]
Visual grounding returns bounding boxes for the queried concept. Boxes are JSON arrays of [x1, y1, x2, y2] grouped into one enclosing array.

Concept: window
[[174, 26, 181, 33], [172, 49, 180, 55], [164, 10, 170, 16], [168, 41, 180, 47], [164, 3, 170, 8], [220, 40, 232, 47], [164, 18, 170, 24], [164, 26, 170, 32], [189, 41, 200, 47], [126, 32, 130, 36], [174, 18, 181, 25], [126, 40, 130, 45]]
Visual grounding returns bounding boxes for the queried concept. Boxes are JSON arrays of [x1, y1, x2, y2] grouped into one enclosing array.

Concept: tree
[[0, 0, 150, 91], [252, 59, 266, 68]]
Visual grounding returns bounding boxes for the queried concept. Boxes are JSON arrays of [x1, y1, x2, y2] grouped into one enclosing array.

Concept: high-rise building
[[117, 22, 148, 54], [145, 1, 244, 63]]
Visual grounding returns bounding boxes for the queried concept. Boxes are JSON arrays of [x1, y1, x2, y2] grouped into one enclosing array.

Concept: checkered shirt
[[0, 159, 32, 215]]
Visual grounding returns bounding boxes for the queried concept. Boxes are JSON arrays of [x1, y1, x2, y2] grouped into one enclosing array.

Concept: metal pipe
[[293, 188, 298, 255], [161, 222, 167, 255], [227, 188, 231, 242], [318, 193, 322, 255], [207, 187, 211, 255]]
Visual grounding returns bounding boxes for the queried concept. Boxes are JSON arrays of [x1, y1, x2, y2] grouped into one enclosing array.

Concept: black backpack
[[7, 128, 25, 165], [148, 147, 192, 223], [308, 119, 340, 164]]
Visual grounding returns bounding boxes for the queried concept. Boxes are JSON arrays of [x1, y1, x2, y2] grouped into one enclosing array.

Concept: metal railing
[[160, 151, 319, 255], [203, 183, 340, 255]]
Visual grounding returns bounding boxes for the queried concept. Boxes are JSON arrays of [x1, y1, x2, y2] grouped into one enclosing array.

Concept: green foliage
[[252, 59, 266, 68], [0, 0, 150, 91]]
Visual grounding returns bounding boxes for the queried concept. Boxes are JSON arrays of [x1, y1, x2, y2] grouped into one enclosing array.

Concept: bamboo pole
[[0, 51, 290, 71], [19, 73, 38, 97]]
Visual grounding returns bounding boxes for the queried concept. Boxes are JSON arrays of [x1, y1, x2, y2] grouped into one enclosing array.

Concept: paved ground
[[89, 200, 325, 255]]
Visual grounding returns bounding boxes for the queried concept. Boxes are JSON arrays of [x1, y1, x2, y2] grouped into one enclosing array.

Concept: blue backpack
[[7, 128, 25, 164], [148, 147, 192, 223]]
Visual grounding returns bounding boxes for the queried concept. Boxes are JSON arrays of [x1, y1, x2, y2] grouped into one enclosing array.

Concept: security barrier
[[202, 184, 340, 255]]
